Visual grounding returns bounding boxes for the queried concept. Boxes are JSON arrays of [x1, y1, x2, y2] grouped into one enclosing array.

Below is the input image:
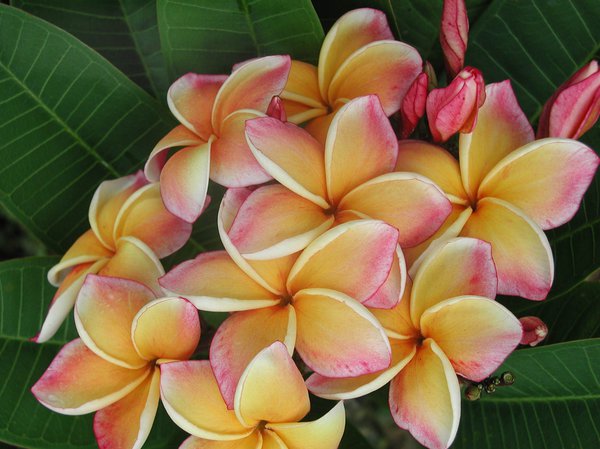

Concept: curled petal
[[168, 73, 226, 139], [421, 296, 522, 381], [211, 306, 296, 409], [325, 95, 398, 204], [389, 339, 460, 449], [160, 361, 251, 440], [160, 251, 280, 312], [75, 275, 154, 368], [478, 138, 599, 230], [293, 288, 391, 377], [338, 172, 452, 248], [32, 339, 150, 415], [235, 342, 309, 427], [460, 197, 554, 301], [94, 367, 161, 449], [410, 237, 497, 326], [267, 401, 346, 449], [370, 278, 419, 340], [363, 246, 407, 310], [212, 55, 291, 133]]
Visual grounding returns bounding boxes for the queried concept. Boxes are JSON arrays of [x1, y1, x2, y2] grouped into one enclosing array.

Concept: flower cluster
[[32, 4, 599, 449]]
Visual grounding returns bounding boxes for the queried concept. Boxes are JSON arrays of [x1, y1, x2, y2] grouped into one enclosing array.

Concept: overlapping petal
[[460, 198, 554, 300], [179, 434, 262, 449], [281, 60, 326, 123]]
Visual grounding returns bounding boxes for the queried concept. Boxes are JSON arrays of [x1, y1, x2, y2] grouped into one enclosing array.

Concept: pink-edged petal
[[410, 237, 497, 326], [218, 187, 299, 295], [478, 138, 600, 230], [32, 339, 150, 415], [210, 306, 296, 409], [328, 41, 422, 115], [293, 288, 391, 377], [179, 433, 262, 449], [287, 220, 400, 304], [389, 339, 460, 449], [89, 172, 148, 251], [245, 117, 328, 207], [395, 140, 468, 203], [267, 401, 346, 449], [75, 275, 154, 368], [460, 197, 554, 301], [338, 172, 452, 248], [98, 237, 165, 297], [210, 110, 272, 187], [34, 259, 108, 344], [47, 230, 113, 286], [94, 367, 160, 449], [160, 141, 211, 223], [228, 184, 333, 260], [113, 183, 192, 258], [459, 80, 534, 200], [421, 296, 522, 381], [145, 125, 204, 182], [168, 73, 227, 139], [212, 55, 291, 133], [234, 342, 309, 427], [132, 297, 200, 362], [160, 251, 280, 312], [363, 246, 407, 309], [160, 361, 251, 440], [318, 8, 394, 99], [325, 95, 398, 204], [306, 340, 416, 400]]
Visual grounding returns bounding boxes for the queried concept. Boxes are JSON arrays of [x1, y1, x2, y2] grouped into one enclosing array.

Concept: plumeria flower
[[160, 341, 345, 449], [281, 8, 422, 143], [35, 171, 190, 343], [307, 238, 522, 449], [161, 200, 404, 407], [235, 94, 451, 261], [145, 56, 291, 223], [32, 275, 201, 449], [395, 81, 599, 300]]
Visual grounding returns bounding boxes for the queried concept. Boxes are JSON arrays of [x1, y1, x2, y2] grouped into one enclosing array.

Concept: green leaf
[[454, 339, 600, 449], [0, 4, 175, 254], [157, 0, 324, 78], [11, 0, 170, 98], [0, 257, 185, 448]]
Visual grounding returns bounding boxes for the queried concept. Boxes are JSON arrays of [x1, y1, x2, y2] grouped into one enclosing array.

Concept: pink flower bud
[[440, 0, 469, 78], [519, 316, 548, 347], [426, 67, 485, 142], [266, 95, 287, 121], [537, 61, 600, 139], [400, 72, 428, 138]]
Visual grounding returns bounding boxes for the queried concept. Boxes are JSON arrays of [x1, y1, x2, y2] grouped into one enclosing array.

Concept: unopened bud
[[500, 371, 515, 386], [266, 96, 287, 122], [519, 316, 548, 347], [465, 385, 481, 401]]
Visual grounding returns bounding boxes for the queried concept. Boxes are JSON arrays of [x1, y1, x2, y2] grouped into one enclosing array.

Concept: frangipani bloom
[[145, 55, 291, 222], [237, 94, 451, 260], [281, 8, 422, 143], [161, 202, 403, 407], [396, 81, 599, 300], [35, 171, 191, 343], [160, 342, 345, 449], [32, 275, 201, 449], [307, 238, 522, 449]]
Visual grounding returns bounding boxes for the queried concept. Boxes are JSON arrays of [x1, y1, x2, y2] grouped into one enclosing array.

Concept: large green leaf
[[0, 257, 185, 448], [0, 5, 175, 254], [454, 339, 600, 449], [11, 0, 170, 99], [158, 0, 324, 78]]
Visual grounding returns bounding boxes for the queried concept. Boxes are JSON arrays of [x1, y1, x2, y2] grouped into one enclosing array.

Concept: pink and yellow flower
[[396, 81, 599, 300], [307, 238, 522, 449], [235, 94, 451, 260], [160, 341, 345, 449], [35, 171, 191, 343], [145, 56, 291, 222], [161, 197, 404, 407], [281, 8, 422, 143], [32, 275, 201, 449]]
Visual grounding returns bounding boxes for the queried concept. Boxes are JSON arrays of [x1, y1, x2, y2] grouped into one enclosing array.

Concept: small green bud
[[465, 385, 482, 401], [500, 371, 515, 385]]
